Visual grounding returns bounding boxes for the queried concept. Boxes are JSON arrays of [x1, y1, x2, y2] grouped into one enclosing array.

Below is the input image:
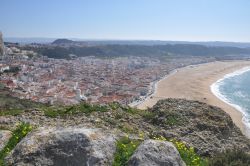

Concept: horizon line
[[3, 37, 250, 43]]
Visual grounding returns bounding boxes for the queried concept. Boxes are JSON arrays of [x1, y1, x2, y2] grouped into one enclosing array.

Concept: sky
[[0, 0, 250, 42]]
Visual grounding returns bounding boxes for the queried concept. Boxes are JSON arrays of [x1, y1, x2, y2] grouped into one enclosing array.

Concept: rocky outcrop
[[128, 139, 185, 166], [1, 94, 250, 162], [148, 99, 250, 156], [0, 130, 12, 151], [5, 127, 116, 166]]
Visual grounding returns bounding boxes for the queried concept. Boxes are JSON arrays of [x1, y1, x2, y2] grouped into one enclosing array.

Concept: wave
[[210, 66, 250, 129]]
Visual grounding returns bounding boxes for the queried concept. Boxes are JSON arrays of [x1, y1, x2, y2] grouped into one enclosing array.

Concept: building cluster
[[0, 33, 215, 105], [0, 53, 214, 105]]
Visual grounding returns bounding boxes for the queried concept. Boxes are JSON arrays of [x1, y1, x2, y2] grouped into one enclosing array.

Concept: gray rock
[[128, 139, 186, 166], [5, 127, 116, 166], [0, 130, 12, 151]]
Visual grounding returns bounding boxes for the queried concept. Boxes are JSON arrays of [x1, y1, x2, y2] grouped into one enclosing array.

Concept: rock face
[[5, 127, 116, 166], [128, 139, 185, 166], [0, 32, 3, 56], [148, 99, 250, 156], [0, 130, 12, 151]]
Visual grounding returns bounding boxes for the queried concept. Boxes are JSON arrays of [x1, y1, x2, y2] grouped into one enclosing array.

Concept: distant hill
[[25, 43, 250, 59], [4, 37, 250, 48], [52, 39, 88, 46], [52, 39, 74, 45], [51, 39, 250, 48], [85, 40, 250, 48]]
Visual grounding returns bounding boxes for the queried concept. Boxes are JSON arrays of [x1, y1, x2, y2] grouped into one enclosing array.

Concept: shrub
[[208, 149, 250, 166], [108, 102, 121, 110], [140, 110, 156, 120], [171, 139, 207, 166], [112, 136, 141, 166]]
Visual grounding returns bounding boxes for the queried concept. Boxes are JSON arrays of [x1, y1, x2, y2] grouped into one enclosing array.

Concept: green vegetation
[[164, 114, 184, 126], [208, 149, 250, 166], [142, 108, 186, 127], [171, 139, 207, 166], [1, 90, 250, 166], [0, 123, 32, 165], [122, 107, 140, 114], [139, 110, 156, 120], [112, 136, 141, 166], [118, 123, 139, 134], [112, 133, 208, 166], [108, 102, 121, 110], [109, 102, 139, 114], [151, 135, 207, 166], [43, 102, 108, 117], [43, 101, 142, 118], [0, 109, 23, 116]]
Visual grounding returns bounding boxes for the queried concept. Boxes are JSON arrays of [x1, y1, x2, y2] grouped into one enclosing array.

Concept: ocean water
[[211, 67, 250, 129]]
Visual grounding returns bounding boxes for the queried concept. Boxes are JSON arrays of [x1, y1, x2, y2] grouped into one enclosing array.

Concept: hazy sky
[[0, 0, 250, 42]]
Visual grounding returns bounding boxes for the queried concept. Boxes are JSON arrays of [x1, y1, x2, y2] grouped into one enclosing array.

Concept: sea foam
[[210, 66, 250, 130]]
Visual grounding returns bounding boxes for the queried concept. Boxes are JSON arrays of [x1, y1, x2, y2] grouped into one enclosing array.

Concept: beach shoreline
[[129, 62, 210, 107], [136, 60, 250, 137], [129, 69, 177, 107]]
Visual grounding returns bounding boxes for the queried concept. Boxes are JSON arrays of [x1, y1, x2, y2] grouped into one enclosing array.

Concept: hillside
[[24, 43, 250, 59], [1, 87, 250, 165], [52, 39, 74, 45]]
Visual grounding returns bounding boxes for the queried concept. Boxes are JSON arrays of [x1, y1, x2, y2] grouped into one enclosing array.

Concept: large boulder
[[128, 139, 186, 166], [0, 130, 12, 151], [5, 127, 116, 166]]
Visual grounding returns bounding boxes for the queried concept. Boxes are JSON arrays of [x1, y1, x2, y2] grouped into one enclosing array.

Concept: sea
[[211, 67, 250, 131]]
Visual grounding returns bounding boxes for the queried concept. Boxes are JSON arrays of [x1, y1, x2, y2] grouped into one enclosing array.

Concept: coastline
[[210, 66, 250, 136], [129, 62, 208, 107], [136, 60, 250, 136], [129, 69, 177, 107]]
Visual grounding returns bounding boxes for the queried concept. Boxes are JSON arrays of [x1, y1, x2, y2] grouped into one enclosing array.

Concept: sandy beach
[[137, 61, 250, 135]]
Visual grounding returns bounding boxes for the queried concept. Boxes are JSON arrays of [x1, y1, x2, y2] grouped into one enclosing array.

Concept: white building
[[75, 88, 87, 101], [0, 64, 9, 72]]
